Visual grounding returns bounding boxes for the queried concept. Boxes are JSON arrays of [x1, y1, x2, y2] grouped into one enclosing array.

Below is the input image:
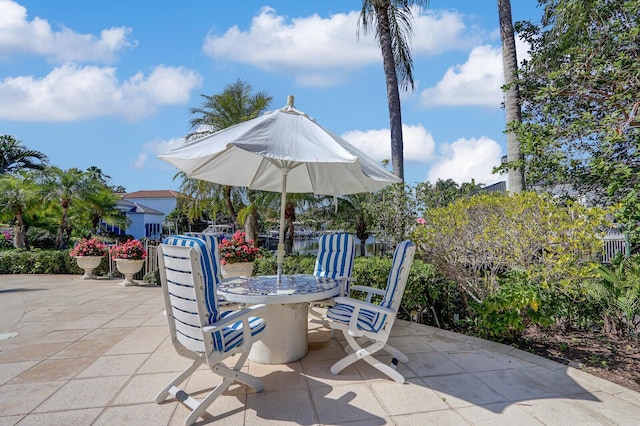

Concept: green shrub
[[26, 227, 56, 250], [0, 248, 110, 276], [470, 271, 557, 340], [0, 249, 71, 274], [144, 269, 161, 285], [413, 191, 610, 307]]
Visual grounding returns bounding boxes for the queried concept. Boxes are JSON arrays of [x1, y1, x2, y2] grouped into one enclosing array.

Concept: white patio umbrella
[[159, 96, 401, 283]]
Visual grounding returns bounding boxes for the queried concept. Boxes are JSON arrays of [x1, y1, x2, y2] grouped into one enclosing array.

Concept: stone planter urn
[[115, 259, 145, 287], [221, 261, 254, 279], [75, 256, 103, 280]]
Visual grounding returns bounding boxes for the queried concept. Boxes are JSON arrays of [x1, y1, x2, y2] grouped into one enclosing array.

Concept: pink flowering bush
[[69, 238, 107, 257], [219, 231, 261, 265], [110, 239, 147, 260]]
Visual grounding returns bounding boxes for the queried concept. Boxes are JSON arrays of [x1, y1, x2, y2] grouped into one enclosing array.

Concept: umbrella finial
[[287, 95, 294, 107]]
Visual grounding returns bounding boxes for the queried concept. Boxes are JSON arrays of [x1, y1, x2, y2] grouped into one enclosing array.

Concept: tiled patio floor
[[1, 274, 639, 425]]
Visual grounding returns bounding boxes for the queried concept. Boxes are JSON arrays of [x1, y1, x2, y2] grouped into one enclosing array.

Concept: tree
[[364, 182, 418, 247], [359, 0, 428, 181], [0, 135, 48, 175], [512, 0, 640, 239], [0, 173, 39, 248], [335, 193, 374, 256], [37, 167, 91, 249], [497, 0, 524, 193], [185, 79, 272, 242], [413, 192, 610, 310]]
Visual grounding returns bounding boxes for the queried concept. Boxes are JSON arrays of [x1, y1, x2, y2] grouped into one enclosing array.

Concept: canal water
[[291, 236, 387, 257]]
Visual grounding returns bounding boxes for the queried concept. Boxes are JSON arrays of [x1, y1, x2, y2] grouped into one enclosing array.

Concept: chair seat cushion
[[211, 311, 266, 353], [326, 303, 388, 333]]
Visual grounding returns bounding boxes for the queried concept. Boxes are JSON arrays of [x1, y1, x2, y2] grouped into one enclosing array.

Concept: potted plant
[[219, 231, 261, 278], [111, 239, 147, 286], [70, 237, 107, 280]]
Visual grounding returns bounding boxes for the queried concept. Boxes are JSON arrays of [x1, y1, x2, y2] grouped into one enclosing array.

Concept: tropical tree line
[[0, 135, 126, 249]]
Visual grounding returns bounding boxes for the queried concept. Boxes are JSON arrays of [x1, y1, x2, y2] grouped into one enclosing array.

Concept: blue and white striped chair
[[326, 240, 415, 384], [170, 233, 238, 309], [156, 238, 267, 425], [309, 233, 356, 326]]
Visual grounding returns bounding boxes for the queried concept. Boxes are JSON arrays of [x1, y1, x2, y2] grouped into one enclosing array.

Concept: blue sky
[[0, 0, 541, 192]]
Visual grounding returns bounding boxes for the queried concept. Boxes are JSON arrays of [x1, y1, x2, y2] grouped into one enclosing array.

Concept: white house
[[103, 190, 182, 240]]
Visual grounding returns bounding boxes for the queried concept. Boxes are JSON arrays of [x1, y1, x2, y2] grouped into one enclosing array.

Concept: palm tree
[[359, 0, 428, 181], [336, 193, 374, 256], [0, 135, 48, 175], [0, 173, 39, 248], [185, 79, 272, 243], [498, 0, 525, 193], [38, 167, 90, 249]]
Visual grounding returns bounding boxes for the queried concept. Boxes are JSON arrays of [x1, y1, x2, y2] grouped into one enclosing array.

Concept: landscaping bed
[[514, 326, 640, 393]]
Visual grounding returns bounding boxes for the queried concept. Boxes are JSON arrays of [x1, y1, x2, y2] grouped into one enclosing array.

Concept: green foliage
[[143, 269, 161, 285], [26, 227, 56, 249], [0, 248, 112, 275], [413, 192, 610, 305], [363, 183, 418, 246], [0, 249, 70, 274], [253, 254, 316, 275], [471, 272, 557, 340], [509, 0, 640, 243], [586, 255, 640, 339]]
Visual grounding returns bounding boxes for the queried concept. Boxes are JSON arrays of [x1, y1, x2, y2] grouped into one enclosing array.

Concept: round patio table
[[218, 274, 340, 364]]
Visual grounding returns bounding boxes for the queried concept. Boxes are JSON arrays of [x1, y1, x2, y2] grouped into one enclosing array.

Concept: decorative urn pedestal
[[115, 259, 145, 286], [75, 256, 103, 280], [221, 261, 254, 279]]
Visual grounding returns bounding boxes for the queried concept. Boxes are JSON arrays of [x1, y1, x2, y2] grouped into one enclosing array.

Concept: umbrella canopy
[[159, 96, 401, 282]]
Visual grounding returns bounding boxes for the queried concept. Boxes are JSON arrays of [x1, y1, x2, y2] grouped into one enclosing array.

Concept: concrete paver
[[1, 274, 639, 425]]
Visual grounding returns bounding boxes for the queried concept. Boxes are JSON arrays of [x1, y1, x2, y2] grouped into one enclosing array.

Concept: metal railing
[[601, 229, 630, 264], [107, 242, 159, 280]]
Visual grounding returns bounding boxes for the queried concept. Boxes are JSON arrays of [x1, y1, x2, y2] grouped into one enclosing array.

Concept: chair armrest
[[350, 285, 385, 296], [203, 304, 267, 332], [333, 297, 395, 315]]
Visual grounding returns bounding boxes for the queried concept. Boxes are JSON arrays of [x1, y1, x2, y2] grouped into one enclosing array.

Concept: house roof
[[123, 190, 182, 199], [116, 199, 163, 215]]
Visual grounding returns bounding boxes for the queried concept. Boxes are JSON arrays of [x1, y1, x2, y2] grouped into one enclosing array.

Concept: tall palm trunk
[[56, 203, 69, 250], [13, 207, 26, 249], [376, 3, 405, 181], [223, 185, 237, 224], [498, 0, 525, 192]]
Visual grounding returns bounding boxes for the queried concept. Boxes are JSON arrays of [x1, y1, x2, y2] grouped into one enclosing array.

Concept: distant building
[[103, 190, 183, 240], [122, 190, 182, 216], [469, 181, 507, 196]]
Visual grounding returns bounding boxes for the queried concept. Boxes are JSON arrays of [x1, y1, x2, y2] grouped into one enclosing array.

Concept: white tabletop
[[218, 274, 340, 304]]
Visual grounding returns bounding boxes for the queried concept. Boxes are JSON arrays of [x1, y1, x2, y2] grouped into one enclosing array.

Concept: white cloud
[[134, 137, 186, 170], [426, 136, 503, 185], [419, 36, 532, 108], [0, 64, 202, 122], [342, 123, 435, 164], [412, 9, 484, 54], [0, 0, 135, 63], [419, 44, 503, 107], [202, 7, 482, 87]]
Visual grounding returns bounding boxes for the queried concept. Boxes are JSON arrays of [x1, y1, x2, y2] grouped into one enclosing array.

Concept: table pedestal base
[[249, 302, 308, 364]]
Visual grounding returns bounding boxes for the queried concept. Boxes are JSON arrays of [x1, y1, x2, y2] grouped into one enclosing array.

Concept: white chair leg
[[382, 343, 409, 363], [330, 333, 384, 375], [184, 377, 233, 426], [156, 355, 204, 403]]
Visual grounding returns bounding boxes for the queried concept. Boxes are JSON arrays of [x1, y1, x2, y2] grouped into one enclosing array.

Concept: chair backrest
[[314, 233, 355, 293], [158, 242, 214, 355], [162, 235, 221, 323], [380, 240, 415, 311], [184, 232, 223, 282]]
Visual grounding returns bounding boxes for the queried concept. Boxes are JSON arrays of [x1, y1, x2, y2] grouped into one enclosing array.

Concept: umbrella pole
[[277, 169, 289, 284]]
